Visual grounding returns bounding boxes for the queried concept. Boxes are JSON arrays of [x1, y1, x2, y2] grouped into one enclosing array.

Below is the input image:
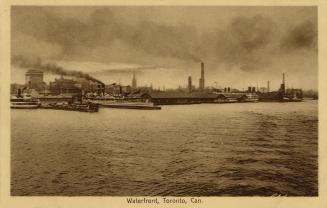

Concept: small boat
[[11, 96, 40, 109]]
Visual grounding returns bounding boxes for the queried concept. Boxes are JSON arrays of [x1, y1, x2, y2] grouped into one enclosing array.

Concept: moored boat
[[88, 99, 161, 110], [39, 102, 99, 112], [11, 96, 40, 109]]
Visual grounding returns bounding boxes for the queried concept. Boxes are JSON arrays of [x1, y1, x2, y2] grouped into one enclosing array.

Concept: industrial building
[[49, 75, 81, 95], [25, 69, 46, 91], [137, 91, 257, 105]]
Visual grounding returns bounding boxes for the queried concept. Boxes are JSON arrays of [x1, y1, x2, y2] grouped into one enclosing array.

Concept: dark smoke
[[11, 7, 316, 74], [281, 20, 317, 51], [228, 15, 274, 52], [11, 7, 202, 63], [206, 15, 276, 71], [12, 55, 105, 86]]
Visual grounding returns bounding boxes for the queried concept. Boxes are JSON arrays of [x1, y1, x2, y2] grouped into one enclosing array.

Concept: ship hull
[[11, 105, 39, 109], [100, 103, 161, 110]]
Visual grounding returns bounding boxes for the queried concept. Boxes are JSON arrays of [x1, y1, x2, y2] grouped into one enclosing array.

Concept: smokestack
[[227, 87, 230, 92], [248, 86, 251, 92], [267, 81, 270, 92], [132, 71, 137, 88], [188, 76, 192, 93], [252, 87, 256, 93], [199, 62, 205, 90], [17, 88, 22, 98], [280, 73, 286, 93], [201, 62, 204, 79]]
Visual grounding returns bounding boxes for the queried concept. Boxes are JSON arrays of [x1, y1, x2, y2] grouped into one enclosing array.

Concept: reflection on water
[[11, 101, 318, 196]]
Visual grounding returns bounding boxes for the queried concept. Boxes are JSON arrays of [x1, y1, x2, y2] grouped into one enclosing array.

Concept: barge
[[40, 102, 99, 112], [87, 98, 161, 110]]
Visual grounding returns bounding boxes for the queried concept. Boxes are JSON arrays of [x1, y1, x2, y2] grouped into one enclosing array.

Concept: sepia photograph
[[5, 3, 321, 201]]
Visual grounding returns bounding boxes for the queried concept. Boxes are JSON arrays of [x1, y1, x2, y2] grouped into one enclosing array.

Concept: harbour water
[[11, 100, 318, 196]]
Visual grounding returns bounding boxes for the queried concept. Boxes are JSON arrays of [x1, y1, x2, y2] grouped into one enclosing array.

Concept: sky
[[11, 6, 317, 90]]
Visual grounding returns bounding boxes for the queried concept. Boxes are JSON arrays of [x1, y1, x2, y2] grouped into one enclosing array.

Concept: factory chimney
[[132, 71, 137, 88], [188, 76, 192, 93], [280, 73, 286, 93], [199, 62, 205, 90]]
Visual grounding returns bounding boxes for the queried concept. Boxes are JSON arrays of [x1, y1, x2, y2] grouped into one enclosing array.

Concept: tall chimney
[[188, 76, 192, 93], [199, 62, 205, 90], [132, 71, 137, 88], [201, 62, 204, 79], [280, 73, 286, 93]]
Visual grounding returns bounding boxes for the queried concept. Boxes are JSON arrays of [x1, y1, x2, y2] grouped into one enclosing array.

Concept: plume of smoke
[[12, 55, 105, 86], [11, 6, 316, 74], [11, 7, 202, 64], [208, 15, 276, 71], [280, 20, 317, 51]]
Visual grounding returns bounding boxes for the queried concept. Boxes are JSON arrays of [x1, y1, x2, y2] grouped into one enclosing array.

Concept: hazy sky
[[11, 6, 317, 90]]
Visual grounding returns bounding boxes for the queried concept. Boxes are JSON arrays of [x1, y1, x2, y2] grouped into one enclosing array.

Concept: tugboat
[[40, 93, 99, 113]]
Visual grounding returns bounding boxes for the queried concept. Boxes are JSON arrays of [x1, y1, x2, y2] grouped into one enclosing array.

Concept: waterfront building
[[49, 75, 81, 95], [25, 69, 46, 91]]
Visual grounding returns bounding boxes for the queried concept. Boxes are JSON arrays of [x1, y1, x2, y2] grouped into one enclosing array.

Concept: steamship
[[10, 95, 40, 109]]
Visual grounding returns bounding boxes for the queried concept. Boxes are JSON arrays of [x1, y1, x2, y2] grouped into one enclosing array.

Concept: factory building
[[49, 75, 81, 95], [25, 69, 46, 91], [138, 91, 256, 105]]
